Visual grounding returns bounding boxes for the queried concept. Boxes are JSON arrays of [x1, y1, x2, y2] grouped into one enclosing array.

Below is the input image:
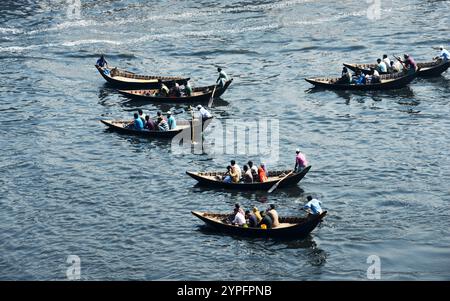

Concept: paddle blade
[[267, 183, 278, 193]]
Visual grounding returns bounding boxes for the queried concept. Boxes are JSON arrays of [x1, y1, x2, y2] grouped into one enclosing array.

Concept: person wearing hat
[[196, 104, 212, 121], [266, 204, 280, 228], [166, 111, 176, 130], [435, 45, 450, 62], [294, 148, 308, 173], [216, 67, 229, 88]]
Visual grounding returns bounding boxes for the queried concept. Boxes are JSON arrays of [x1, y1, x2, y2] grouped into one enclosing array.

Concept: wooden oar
[[393, 54, 407, 70], [207, 85, 217, 108], [268, 170, 294, 193]]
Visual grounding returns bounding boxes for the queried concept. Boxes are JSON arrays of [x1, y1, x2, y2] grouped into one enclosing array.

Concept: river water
[[1, 0, 449, 280]]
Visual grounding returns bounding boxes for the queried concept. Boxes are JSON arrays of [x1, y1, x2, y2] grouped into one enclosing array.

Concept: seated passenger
[[169, 82, 181, 97], [158, 79, 170, 97], [144, 115, 156, 130], [252, 207, 263, 223], [245, 210, 258, 228], [377, 58, 388, 73], [258, 164, 268, 182], [167, 111, 176, 130], [223, 165, 232, 183], [230, 166, 240, 183], [232, 208, 246, 226], [247, 161, 259, 180], [266, 204, 280, 228], [133, 113, 143, 131], [259, 211, 273, 229], [156, 111, 169, 131], [242, 165, 253, 183], [336, 66, 352, 84]]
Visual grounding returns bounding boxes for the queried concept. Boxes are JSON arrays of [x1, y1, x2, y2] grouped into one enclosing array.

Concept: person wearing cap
[[156, 111, 169, 131], [266, 204, 280, 228], [294, 149, 308, 173], [167, 111, 176, 130], [196, 105, 212, 121], [303, 196, 323, 215], [435, 46, 450, 62], [216, 67, 229, 88]]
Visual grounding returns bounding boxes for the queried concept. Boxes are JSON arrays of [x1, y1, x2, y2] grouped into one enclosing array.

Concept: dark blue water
[[1, 0, 450, 280]]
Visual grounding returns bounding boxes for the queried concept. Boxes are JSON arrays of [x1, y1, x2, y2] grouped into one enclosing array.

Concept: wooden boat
[[95, 65, 190, 89], [101, 119, 193, 138], [192, 210, 327, 239], [343, 60, 450, 77], [305, 70, 418, 91], [186, 166, 311, 190], [117, 79, 233, 103]]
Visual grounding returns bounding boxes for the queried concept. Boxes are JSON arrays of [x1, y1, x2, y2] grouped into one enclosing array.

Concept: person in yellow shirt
[[252, 206, 263, 223]]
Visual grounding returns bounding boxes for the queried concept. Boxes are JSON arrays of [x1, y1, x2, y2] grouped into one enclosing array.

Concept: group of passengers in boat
[[228, 197, 323, 229], [229, 203, 280, 229], [128, 109, 177, 132], [219, 160, 269, 183], [146, 79, 192, 98], [218, 149, 308, 184], [336, 53, 420, 85]]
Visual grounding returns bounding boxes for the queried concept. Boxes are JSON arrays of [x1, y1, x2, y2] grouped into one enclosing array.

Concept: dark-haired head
[[217, 67, 222, 72], [133, 113, 138, 119], [231, 160, 236, 165], [307, 196, 312, 201], [248, 161, 253, 167], [383, 54, 388, 59], [377, 58, 381, 63], [138, 109, 143, 115]]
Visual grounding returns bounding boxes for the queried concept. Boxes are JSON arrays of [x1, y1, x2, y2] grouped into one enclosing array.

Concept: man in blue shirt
[[133, 113, 143, 131], [96, 55, 108, 68], [435, 46, 450, 62], [167, 111, 176, 130], [303, 196, 323, 215]]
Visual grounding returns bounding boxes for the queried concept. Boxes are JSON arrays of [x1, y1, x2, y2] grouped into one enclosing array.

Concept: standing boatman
[[294, 148, 308, 173], [216, 67, 229, 88]]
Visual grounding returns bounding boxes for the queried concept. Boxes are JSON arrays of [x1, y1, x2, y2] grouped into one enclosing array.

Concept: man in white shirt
[[382, 54, 391, 68], [435, 45, 450, 62], [196, 105, 212, 120], [230, 160, 241, 180], [232, 210, 246, 226]]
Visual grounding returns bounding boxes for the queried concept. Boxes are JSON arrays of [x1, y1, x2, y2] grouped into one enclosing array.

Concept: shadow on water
[[195, 225, 327, 265], [305, 86, 416, 103], [189, 184, 305, 201]]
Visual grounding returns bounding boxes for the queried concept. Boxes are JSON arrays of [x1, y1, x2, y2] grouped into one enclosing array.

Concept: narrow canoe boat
[[101, 119, 192, 138], [192, 210, 327, 239], [343, 60, 450, 77], [95, 65, 190, 89], [118, 79, 233, 103], [305, 70, 418, 90], [186, 166, 311, 190]]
